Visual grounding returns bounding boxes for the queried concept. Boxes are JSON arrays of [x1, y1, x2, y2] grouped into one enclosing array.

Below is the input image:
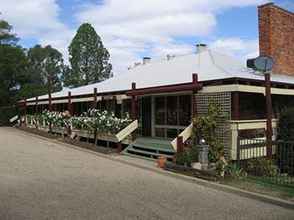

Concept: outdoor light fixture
[[200, 138, 206, 145], [247, 56, 274, 73]]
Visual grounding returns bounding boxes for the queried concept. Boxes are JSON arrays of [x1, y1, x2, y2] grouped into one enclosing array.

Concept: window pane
[[167, 96, 178, 125], [179, 95, 191, 126], [155, 97, 165, 125]]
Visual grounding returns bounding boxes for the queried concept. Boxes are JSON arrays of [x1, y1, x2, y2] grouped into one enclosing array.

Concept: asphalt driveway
[[0, 127, 293, 220]]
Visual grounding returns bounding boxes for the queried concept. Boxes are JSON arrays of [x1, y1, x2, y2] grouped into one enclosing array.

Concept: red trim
[[22, 75, 294, 104], [126, 83, 202, 96]]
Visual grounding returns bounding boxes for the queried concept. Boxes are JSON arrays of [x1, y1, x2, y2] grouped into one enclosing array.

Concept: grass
[[221, 176, 294, 201]]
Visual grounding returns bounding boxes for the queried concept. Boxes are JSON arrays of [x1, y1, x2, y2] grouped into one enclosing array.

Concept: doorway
[[141, 97, 152, 136]]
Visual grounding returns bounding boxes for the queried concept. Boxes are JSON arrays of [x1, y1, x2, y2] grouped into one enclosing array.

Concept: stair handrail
[[115, 120, 138, 142], [171, 123, 193, 151], [9, 115, 18, 123]]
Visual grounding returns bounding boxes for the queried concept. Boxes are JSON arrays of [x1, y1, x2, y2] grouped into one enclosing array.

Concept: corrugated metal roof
[[27, 48, 294, 101]]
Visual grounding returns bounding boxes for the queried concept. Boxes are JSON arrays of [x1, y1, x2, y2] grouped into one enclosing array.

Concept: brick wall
[[258, 3, 294, 75]]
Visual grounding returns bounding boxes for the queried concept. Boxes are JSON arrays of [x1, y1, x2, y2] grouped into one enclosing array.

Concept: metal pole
[[265, 72, 273, 158]]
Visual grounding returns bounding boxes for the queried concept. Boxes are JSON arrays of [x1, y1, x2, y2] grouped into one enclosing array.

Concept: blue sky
[[1, 0, 293, 74]]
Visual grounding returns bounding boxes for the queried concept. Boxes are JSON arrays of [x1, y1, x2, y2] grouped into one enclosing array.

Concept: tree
[[0, 18, 27, 106], [26, 45, 64, 96], [0, 18, 18, 45], [0, 44, 28, 106], [66, 23, 112, 87]]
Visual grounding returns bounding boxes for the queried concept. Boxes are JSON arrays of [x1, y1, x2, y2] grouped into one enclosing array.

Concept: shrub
[[245, 158, 279, 177], [277, 108, 294, 175], [277, 107, 294, 141], [175, 150, 192, 167], [225, 163, 247, 179]]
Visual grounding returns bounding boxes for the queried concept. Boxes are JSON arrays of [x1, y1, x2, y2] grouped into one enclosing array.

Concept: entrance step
[[123, 137, 175, 160]]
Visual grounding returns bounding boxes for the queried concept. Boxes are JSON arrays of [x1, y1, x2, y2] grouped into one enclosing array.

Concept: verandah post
[[93, 88, 98, 145], [48, 91, 52, 112], [130, 82, 138, 141], [68, 91, 73, 116], [192, 73, 198, 119], [24, 98, 27, 126], [232, 92, 240, 120], [131, 82, 137, 120], [176, 136, 184, 154], [93, 88, 97, 109], [35, 97, 39, 128]]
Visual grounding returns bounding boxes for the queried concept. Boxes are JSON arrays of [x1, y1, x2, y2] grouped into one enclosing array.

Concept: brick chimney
[[258, 3, 294, 75]]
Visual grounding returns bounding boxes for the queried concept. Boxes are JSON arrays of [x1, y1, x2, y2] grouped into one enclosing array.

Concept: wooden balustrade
[[171, 123, 193, 152]]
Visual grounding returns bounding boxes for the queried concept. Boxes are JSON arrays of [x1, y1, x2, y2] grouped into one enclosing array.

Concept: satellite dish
[[253, 56, 274, 73]]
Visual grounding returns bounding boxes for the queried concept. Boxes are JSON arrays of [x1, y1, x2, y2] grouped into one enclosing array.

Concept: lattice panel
[[195, 92, 232, 159]]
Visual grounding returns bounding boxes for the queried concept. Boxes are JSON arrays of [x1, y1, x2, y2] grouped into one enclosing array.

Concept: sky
[[1, 0, 294, 75]]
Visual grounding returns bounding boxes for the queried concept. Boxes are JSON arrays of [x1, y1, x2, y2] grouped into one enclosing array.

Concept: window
[[154, 94, 192, 139], [155, 97, 165, 125], [167, 96, 178, 125], [179, 95, 191, 126]]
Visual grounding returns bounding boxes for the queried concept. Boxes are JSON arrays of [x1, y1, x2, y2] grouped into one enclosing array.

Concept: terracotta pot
[[157, 156, 167, 168]]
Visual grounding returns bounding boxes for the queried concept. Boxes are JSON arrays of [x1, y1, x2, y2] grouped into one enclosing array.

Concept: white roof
[[27, 48, 294, 101]]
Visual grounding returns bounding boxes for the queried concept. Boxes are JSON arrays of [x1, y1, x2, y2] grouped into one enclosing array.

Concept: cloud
[[76, 0, 265, 73], [0, 0, 72, 62], [210, 38, 259, 62], [0, 0, 266, 74]]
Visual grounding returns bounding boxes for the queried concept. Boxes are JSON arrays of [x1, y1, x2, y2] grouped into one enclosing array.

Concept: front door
[[141, 97, 152, 136]]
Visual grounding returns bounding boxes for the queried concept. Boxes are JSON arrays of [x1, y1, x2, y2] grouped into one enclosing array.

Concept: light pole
[[247, 56, 274, 158], [265, 72, 273, 157]]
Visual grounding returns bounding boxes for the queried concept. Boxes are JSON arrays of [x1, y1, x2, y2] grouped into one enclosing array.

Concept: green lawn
[[221, 176, 294, 201]]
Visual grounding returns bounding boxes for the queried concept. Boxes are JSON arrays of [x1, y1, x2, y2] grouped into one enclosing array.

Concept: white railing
[[171, 123, 193, 151], [9, 115, 18, 123], [230, 119, 278, 160], [116, 120, 138, 142]]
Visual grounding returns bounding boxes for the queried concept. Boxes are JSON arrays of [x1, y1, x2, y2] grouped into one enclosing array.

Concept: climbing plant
[[192, 103, 226, 169]]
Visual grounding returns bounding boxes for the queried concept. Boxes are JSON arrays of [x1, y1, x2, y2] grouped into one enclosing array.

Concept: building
[[20, 3, 294, 160]]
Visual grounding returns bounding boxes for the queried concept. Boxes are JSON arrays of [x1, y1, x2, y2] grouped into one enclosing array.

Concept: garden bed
[[19, 127, 117, 155], [164, 162, 219, 182]]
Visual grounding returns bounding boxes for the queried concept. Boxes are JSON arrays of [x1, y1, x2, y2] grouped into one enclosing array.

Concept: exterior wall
[[259, 3, 294, 75], [195, 92, 232, 158]]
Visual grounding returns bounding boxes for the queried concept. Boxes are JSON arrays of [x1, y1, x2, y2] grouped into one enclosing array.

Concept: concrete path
[[0, 127, 293, 220]]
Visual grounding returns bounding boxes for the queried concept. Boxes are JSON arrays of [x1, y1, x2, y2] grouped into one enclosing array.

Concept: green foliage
[[245, 158, 279, 177], [176, 151, 192, 167], [67, 23, 112, 87], [0, 44, 28, 106], [175, 146, 199, 167], [192, 103, 225, 162], [225, 163, 247, 179], [0, 19, 18, 45], [277, 108, 294, 175], [0, 106, 18, 126], [277, 107, 294, 141], [26, 45, 64, 93]]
